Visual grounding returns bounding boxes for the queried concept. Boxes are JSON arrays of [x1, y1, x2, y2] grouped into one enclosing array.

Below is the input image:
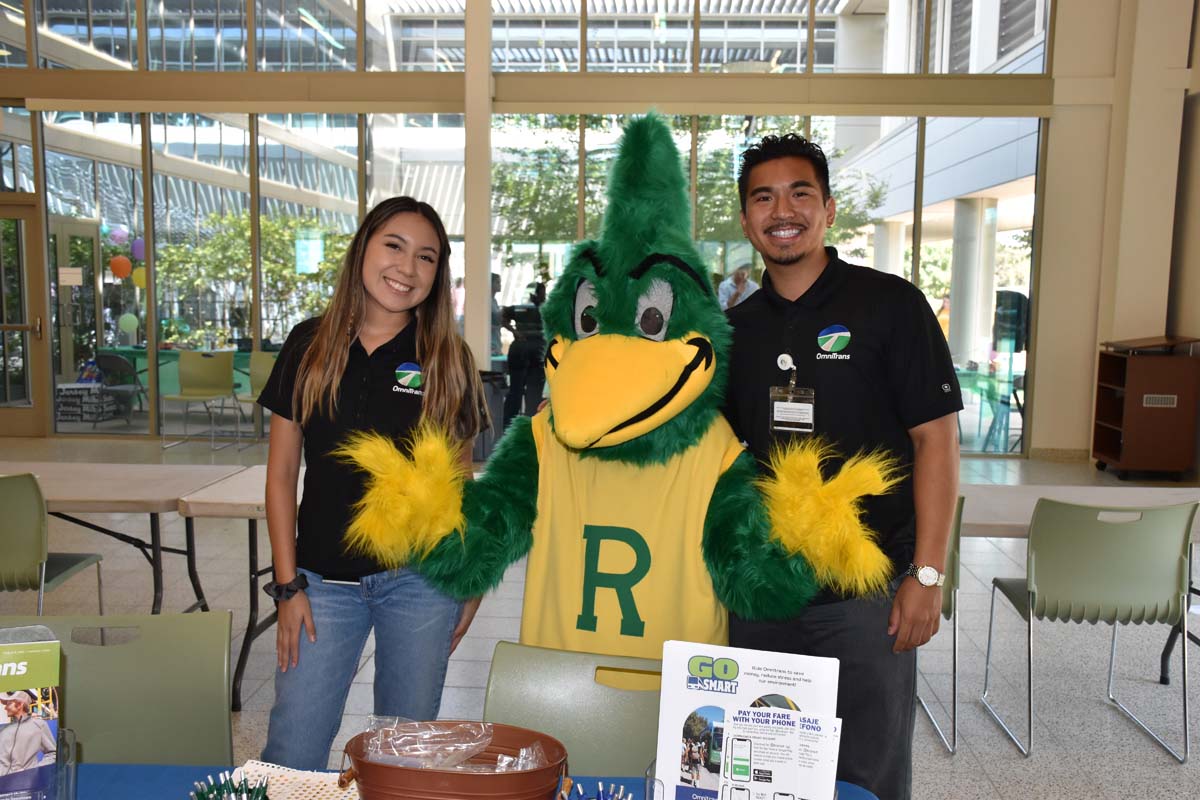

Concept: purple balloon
[[131, 238, 145, 261], [109, 226, 129, 245]]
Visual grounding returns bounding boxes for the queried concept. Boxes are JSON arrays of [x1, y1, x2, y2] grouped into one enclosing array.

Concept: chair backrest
[[248, 351, 278, 396], [94, 353, 140, 388], [0, 612, 233, 766], [483, 641, 662, 776], [178, 350, 234, 395], [941, 496, 964, 620], [0, 474, 49, 591], [1026, 498, 1199, 625]]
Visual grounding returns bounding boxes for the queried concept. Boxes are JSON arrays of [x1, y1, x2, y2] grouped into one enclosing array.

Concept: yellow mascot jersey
[[522, 409, 744, 659]]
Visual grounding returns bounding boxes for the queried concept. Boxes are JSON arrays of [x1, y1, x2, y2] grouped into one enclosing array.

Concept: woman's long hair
[[292, 197, 488, 442]]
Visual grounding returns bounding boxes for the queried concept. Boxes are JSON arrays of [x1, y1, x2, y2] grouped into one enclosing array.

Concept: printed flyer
[[654, 641, 841, 800], [0, 635, 61, 800]]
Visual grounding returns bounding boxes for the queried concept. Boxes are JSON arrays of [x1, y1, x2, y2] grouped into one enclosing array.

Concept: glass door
[[0, 201, 50, 436]]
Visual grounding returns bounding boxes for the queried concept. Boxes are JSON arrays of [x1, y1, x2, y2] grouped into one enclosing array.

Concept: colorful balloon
[[100, 222, 111, 236], [109, 226, 129, 245], [130, 237, 145, 261], [109, 255, 132, 279], [131, 267, 146, 289], [118, 313, 138, 334]]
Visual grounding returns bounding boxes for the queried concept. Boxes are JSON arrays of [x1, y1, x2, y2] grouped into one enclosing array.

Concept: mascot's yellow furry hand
[[758, 439, 901, 596], [331, 424, 468, 569]]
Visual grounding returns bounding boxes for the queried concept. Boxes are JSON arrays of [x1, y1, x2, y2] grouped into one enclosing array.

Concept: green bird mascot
[[335, 114, 898, 659]]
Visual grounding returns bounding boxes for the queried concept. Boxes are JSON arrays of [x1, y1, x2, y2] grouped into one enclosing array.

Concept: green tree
[[154, 210, 345, 347], [683, 712, 710, 742]]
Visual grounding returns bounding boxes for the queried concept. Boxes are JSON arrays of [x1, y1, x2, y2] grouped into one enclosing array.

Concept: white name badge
[[770, 386, 815, 434]]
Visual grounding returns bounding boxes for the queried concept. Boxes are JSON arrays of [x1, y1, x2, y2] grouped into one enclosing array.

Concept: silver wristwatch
[[905, 563, 945, 587]]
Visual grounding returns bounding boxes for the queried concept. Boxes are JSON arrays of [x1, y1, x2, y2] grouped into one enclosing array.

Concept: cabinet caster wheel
[[1095, 460, 1107, 471]]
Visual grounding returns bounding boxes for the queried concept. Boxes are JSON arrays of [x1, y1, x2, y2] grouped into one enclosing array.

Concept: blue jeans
[[261, 567, 463, 770]]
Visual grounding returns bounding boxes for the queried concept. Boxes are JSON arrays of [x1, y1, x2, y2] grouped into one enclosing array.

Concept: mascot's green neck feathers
[[540, 114, 731, 466]]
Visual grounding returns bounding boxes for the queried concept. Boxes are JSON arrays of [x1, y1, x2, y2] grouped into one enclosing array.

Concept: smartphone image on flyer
[[773, 794, 795, 800], [730, 736, 752, 782], [730, 787, 750, 800]]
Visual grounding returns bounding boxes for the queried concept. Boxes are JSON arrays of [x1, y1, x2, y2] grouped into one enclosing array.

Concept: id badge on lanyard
[[769, 352, 815, 435]]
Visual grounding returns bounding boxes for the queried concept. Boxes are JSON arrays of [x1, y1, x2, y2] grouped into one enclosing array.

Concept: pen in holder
[[55, 727, 76, 800]]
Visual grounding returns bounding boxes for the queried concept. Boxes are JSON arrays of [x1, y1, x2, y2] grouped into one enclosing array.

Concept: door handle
[[0, 317, 43, 339]]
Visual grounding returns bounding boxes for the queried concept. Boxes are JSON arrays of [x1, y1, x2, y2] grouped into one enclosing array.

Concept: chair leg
[[981, 585, 1032, 756], [95, 561, 104, 616], [916, 595, 958, 753], [36, 561, 46, 618], [1107, 612, 1189, 763], [210, 397, 233, 451]]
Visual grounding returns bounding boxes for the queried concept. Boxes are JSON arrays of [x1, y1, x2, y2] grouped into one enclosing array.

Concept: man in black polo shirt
[[724, 134, 961, 800]]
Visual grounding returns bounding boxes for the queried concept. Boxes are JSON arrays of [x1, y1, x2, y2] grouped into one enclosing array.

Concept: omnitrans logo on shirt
[[394, 362, 425, 395], [816, 324, 851, 360]]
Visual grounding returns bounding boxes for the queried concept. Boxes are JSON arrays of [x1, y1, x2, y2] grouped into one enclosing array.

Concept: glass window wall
[[0, 0, 27, 66], [148, 0, 249, 70], [930, 0, 1051, 74], [586, 1, 693, 73], [256, 0, 357, 71], [368, 0, 463, 71], [36, 0, 137, 68]]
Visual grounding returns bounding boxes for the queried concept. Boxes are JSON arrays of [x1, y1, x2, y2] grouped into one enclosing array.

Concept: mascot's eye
[[634, 278, 674, 342], [574, 280, 600, 339]]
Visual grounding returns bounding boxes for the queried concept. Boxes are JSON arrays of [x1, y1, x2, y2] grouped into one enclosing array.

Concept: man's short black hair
[[737, 133, 831, 211]]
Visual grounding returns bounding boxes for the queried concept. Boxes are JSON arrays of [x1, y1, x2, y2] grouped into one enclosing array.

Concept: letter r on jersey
[[576, 524, 651, 637]]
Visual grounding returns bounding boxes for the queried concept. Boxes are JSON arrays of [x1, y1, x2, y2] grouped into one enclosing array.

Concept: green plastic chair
[[0, 612, 233, 766], [483, 641, 662, 776], [981, 498, 1198, 762], [0, 473, 103, 615], [916, 496, 963, 754], [235, 351, 278, 447], [161, 350, 237, 450]]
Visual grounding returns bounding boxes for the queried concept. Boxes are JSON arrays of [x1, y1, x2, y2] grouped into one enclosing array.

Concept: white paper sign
[[655, 641, 841, 800]]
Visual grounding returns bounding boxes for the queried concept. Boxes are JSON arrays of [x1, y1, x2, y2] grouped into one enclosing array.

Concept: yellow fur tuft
[[331, 424, 467, 569], [759, 439, 901, 596]]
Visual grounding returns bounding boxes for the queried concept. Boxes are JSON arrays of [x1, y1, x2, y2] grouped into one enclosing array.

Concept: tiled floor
[[1, 435, 1198, 798]]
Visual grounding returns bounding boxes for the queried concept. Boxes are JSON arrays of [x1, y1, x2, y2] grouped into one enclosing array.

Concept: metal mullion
[[140, 113, 159, 435], [248, 113, 262, 436], [691, 0, 699, 74], [1020, 116, 1051, 456], [689, 114, 698, 240], [136, 0, 147, 69], [922, 0, 934, 74], [357, 113, 366, 218], [580, 0, 587, 73], [247, 0, 256, 72], [30, 111, 50, 429], [576, 114, 585, 240], [191, 0, 197, 70], [356, 0, 365, 71], [24, 0, 36, 66], [1043, 0, 1058, 76], [806, 0, 815, 73], [910, 116, 927, 287], [85, 0, 92, 49]]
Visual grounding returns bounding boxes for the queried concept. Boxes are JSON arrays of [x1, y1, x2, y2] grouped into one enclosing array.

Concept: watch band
[[263, 573, 309, 601]]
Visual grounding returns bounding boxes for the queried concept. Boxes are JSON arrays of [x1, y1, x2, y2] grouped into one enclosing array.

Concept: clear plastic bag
[[363, 717, 493, 769], [450, 742, 549, 773]]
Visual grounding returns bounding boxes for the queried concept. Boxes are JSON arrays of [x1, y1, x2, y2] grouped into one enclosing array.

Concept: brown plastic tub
[[339, 720, 568, 800]]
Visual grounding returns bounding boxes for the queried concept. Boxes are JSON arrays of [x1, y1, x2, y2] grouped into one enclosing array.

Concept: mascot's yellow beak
[[544, 332, 714, 449]]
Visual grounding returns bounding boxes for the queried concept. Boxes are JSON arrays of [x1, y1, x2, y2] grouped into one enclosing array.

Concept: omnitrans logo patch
[[686, 654, 739, 694], [393, 362, 424, 395], [816, 324, 851, 360]]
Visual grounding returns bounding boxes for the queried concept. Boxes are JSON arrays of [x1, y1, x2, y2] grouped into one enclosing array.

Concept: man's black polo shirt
[[722, 248, 962, 589], [258, 317, 425, 580]]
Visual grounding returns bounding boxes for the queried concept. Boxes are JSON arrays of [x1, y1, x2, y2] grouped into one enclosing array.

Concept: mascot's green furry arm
[[334, 114, 899, 659]]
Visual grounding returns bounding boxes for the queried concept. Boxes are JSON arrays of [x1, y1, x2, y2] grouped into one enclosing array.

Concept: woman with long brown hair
[[257, 196, 487, 769]]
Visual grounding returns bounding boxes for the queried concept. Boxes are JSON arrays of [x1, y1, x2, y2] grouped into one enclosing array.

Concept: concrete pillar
[[872, 221, 906, 277], [463, 6, 493, 370], [947, 198, 997, 364]]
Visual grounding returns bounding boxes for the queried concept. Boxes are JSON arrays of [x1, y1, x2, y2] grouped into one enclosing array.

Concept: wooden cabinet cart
[[1092, 336, 1200, 480]]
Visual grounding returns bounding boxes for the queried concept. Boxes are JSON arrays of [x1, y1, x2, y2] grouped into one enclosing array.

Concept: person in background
[[502, 281, 547, 429], [452, 276, 466, 333], [491, 272, 504, 356], [936, 294, 951, 341], [718, 264, 759, 309], [258, 196, 488, 770]]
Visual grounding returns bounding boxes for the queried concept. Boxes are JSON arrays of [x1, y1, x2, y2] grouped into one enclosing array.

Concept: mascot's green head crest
[[541, 113, 731, 465]]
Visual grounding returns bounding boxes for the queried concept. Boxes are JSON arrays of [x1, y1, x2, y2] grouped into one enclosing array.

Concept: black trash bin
[[473, 369, 507, 462]]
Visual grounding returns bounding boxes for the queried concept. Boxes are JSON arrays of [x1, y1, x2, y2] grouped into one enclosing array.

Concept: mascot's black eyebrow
[[579, 246, 605, 277], [630, 253, 711, 295]]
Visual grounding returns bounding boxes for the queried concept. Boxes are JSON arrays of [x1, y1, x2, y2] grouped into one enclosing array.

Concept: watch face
[[917, 565, 939, 587]]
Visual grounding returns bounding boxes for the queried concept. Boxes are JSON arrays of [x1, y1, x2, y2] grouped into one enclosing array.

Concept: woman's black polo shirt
[[722, 248, 962, 589], [258, 317, 425, 581]]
